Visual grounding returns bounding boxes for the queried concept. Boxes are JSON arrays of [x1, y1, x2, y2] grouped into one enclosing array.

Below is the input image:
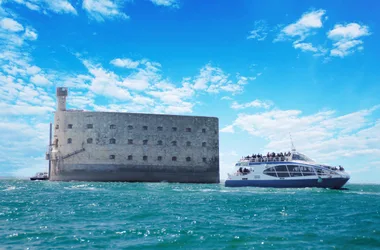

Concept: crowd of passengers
[[243, 152, 292, 162]]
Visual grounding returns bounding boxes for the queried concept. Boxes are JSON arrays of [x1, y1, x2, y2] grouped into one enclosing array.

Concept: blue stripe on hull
[[225, 178, 349, 189]]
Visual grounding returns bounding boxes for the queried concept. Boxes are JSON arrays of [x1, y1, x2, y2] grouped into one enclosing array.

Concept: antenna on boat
[[289, 133, 296, 152]]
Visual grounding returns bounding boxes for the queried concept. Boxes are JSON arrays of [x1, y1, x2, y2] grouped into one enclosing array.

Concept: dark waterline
[[1, 180, 379, 249]]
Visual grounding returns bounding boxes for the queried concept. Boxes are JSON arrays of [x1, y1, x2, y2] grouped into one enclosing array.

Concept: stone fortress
[[47, 87, 220, 183]]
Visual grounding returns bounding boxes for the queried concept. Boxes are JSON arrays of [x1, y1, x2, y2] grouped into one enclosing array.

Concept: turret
[[56, 87, 68, 111]]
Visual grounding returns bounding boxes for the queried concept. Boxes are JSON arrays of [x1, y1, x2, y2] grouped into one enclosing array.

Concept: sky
[[0, 0, 379, 183]]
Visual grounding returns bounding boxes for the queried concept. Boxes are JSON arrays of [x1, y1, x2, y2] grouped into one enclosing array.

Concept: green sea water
[[1, 180, 379, 249]]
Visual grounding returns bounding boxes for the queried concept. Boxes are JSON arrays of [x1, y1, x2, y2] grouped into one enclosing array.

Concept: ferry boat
[[30, 172, 49, 181], [225, 149, 350, 189]]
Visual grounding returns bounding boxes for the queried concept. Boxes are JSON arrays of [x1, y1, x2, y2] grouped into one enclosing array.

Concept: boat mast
[[289, 133, 296, 152]]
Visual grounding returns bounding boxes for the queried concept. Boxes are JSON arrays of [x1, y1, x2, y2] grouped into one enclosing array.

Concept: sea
[[1, 180, 379, 249]]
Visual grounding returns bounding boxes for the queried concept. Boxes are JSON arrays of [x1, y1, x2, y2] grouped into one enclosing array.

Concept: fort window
[[143, 140, 148, 145], [55, 125, 59, 129], [186, 141, 191, 146], [67, 138, 72, 144], [68, 124, 73, 129], [143, 126, 148, 130], [110, 124, 116, 129], [128, 125, 133, 130], [128, 139, 133, 145], [87, 124, 93, 129], [172, 156, 177, 161], [172, 127, 177, 132], [128, 155, 133, 160], [185, 127, 191, 132], [109, 155, 115, 160], [186, 157, 191, 162], [202, 157, 207, 163], [202, 128, 206, 133], [202, 142, 207, 147], [171, 141, 177, 146], [143, 156, 148, 161], [87, 138, 93, 144], [157, 126, 163, 131], [157, 140, 163, 145], [157, 156, 162, 161], [109, 138, 116, 144]]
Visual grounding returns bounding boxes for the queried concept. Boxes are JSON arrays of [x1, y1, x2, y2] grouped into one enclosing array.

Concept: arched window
[[87, 138, 93, 144], [202, 142, 206, 147], [109, 138, 116, 144], [186, 157, 191, 162], [67, 138, 72, 144]]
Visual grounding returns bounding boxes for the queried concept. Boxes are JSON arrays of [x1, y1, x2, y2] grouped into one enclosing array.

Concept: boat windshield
[[292, 153, 313, 162]]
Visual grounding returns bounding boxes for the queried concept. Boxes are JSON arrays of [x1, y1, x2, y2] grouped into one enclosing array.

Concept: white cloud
[[110, 58, 140, 68], [82, 0, 129, 22], [231, 100, 272, 109], [0, 18, 24, 32], [8, 0, 77, 15], [220, 124, 235, 133], [277, 9, 326, 41], [30, 74, 50, 85], [224, 105, 380, 163], [23, 27, 38, 40], [327, 23, 371, 57], [293, 42, 318, 52], [150, 0, 178, 8], [247, 20, 268, 41]]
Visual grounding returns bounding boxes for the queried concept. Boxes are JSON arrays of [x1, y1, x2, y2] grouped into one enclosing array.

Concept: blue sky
[[0, 0, 379, 183]]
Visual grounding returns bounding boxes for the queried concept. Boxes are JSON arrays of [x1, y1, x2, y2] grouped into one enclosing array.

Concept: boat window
[[287, 165, 303, 177], [300, 166, 316, 176], [292, 153, 312, 162], [275, 165, 289, 177], [263, 167, 277, 177]]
